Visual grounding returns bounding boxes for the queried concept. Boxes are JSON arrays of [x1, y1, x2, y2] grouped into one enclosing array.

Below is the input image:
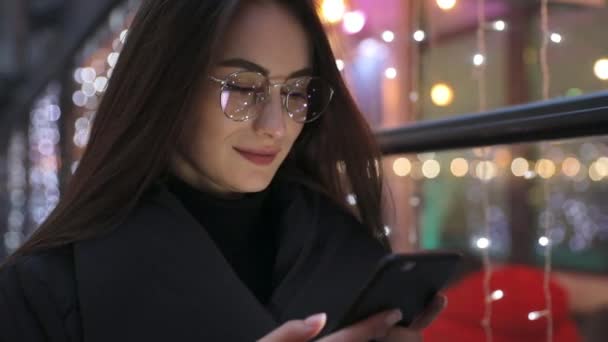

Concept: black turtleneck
[[165, 175, 277, 304]]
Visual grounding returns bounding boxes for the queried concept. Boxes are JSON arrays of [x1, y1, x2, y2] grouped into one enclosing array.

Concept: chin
[[231, 175, 273, 193]]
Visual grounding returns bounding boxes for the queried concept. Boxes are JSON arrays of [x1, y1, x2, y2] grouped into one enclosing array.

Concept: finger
[[318, 309, 402, 342], [409, 294, 447, 330], [383, 327, 423, 342], [257, 313, 327, 342]]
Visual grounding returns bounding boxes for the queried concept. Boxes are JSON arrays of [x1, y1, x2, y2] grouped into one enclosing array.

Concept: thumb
[[258, 313, 327, 342]]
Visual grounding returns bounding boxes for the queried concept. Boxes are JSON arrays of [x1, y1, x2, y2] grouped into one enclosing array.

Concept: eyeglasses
[[208, 71, 334, 123]]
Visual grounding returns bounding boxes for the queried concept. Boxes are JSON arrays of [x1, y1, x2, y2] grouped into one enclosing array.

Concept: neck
[[169, 154, 245, 200]]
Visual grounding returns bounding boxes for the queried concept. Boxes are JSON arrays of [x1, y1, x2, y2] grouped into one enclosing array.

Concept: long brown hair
[[7, 0, 386, 263]]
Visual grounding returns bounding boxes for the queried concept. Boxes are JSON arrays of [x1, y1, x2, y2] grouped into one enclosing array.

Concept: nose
[[252, 85, 287, 139]]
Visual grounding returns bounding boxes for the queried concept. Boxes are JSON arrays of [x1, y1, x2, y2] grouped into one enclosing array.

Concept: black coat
[[0, 181, 387, 341]]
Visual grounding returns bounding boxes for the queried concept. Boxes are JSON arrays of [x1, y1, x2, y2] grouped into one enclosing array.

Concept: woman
[[0, 0, 444, 341]]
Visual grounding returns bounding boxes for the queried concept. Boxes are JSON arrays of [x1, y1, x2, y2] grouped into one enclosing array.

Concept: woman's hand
[[258, 309, 403, 342], [381, 295, 448, 342], [258, 295, 447, 342]]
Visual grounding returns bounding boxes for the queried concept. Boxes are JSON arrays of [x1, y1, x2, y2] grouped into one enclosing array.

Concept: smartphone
[[327, 251, 463, 333]]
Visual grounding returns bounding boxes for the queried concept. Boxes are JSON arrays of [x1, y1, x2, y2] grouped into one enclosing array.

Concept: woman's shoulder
[[0, 245, 78, 317]]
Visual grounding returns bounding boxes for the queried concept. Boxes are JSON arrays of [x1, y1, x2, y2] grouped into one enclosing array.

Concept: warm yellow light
[[431, 83, 454, 107], [422, 160, 441, 179], [320, 0, 346, 24], [393, 158, 412, 177], [589, 162, 603, 181], [597, 157, 608, 177], [536, 159, 556, 179], [594, 58, 608, 81], [589, 158, 607, 181], [436, 0, 457, 10], [476, 161, 497, 181], [511, 158, 529, 177], [561, 157, 581, 177], [450, 158, 469, 177]]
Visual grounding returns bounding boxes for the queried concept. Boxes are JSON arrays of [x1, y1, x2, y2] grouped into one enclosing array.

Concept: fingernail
[[305, 313, 327, 328], [385, 309, 403, 326]]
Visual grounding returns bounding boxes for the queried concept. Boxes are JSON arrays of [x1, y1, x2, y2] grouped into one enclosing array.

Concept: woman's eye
[[226, 84, 259, 92]]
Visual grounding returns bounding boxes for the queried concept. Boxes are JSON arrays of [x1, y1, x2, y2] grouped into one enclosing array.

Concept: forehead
[[217, 2, 312, 77]]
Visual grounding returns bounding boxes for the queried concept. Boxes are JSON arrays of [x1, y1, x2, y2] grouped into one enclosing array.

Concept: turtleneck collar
[[163, 173, 277, 304]]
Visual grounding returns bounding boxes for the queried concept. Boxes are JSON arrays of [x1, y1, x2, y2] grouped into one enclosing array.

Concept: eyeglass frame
[[208, 70, 335, 123]]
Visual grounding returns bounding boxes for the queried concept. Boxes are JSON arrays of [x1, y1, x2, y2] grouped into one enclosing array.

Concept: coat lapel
[[268, 183, 388, 337], [73, 185, 277, 341], [73, 181, 387, 341]]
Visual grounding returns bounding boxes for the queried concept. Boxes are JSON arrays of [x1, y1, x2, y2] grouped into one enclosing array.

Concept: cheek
[[182, 92, 232, 162], [286, 122, 305, 148]]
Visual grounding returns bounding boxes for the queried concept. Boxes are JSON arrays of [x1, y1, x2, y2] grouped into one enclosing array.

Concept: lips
[[234, 147, 279, 166]]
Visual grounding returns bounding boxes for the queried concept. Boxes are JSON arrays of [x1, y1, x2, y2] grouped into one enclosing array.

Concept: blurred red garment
[[423, 265, 581, 342]]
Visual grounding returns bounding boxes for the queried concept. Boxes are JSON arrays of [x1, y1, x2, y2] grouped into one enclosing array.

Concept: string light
[[81, 67, 96, 83], [385, 67, 397, 79], [524, 170, 538, 179], [528, 310, 549, 321], [490, 290, 504, 301], [493, 20, 506, 31], [382, 30, 395, 43], [413, 30, 426, 42], [511, 157, 529, 177], [28, 83, 62, 227], [450, 158, 469, 177], [473, 53, 485, 66], [539, 236, 550, 247], [597, 157, 608, 175], [393, 158, 412, 177], [336, 59, 345, 71], [422, 160, 441, 179], [476, 161, 497, 181], [107, 52, 120, 67], [536, 159, 556, 179], [561, 157, 581, 177], [319, 0, 346, 24], [550, 33, 562, 44], [342, 11, 366, 34], [476, 237, 491, 249], [436, 0, 457, 11], [431, 83, 455, 106], [5, 131, 27, 253], [539, 2, 555, 340], [589, 161, 604, 181], [593, 58, 608, 80], [94, 76, 109, 92], [119, 29, 129, 43]]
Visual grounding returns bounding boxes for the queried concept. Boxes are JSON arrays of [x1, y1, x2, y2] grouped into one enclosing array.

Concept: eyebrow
[[218, 58, 313, 79]]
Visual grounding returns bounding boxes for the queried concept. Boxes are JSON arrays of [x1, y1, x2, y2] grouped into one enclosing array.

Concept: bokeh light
[[450, 158, 469, 177], [319, 0, 346, 24], [511, 157, 529, 177], [431, 83, 454, 107], [594, 58, 608, 80], [382, 30, 395, 43], [422, 160, 441, 179], [393, 158, 412, 177], [343, 11, 366, 34], [436, 0, 457, 11]]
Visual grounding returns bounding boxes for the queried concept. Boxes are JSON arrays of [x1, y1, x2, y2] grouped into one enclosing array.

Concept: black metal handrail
[[376, 91, 608, 154]]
